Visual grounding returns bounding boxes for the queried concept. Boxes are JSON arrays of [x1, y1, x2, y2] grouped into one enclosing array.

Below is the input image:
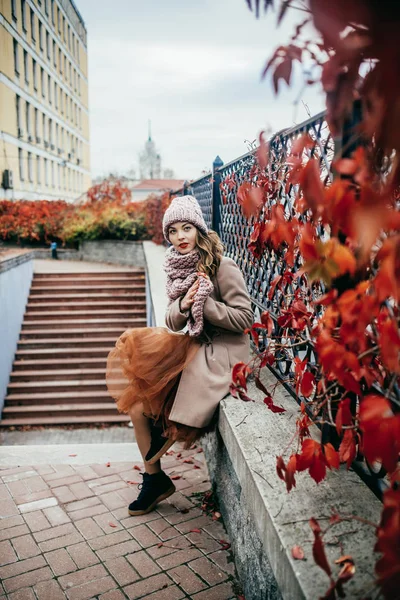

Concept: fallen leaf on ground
[[190, 528, 202, 534], [105, 462, 111, 467], [68, 454, 77, 457], [292, 545, 305, 560], [171, 475, 181, 480], [133, 465, 141, 471], [109, 522, 117, 528]]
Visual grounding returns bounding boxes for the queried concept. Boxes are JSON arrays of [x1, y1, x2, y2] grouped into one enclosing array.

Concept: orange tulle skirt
[[106, 327, 212, 447]]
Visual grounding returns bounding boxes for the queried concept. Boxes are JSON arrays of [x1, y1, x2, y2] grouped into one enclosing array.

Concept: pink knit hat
[[162, 195, 208, 241]]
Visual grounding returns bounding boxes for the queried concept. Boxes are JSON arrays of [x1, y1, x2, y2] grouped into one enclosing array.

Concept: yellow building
[[0, 0, 90, 200]]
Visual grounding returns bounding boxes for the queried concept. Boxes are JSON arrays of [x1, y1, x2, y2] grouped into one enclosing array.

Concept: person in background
[[50, 241, 58, 260]]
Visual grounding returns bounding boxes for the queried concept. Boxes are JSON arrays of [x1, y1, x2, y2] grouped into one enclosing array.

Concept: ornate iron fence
[[171, 109, 394, 497]]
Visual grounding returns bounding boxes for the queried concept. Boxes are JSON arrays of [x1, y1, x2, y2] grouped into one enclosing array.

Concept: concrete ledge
[[203, 371, 382, 600]]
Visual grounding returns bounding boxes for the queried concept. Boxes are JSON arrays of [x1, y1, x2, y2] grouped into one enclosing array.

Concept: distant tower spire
[[148, 119, 152, 141]]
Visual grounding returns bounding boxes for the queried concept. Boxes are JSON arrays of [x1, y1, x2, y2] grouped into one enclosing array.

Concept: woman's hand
[[180, 279, 200, 312]]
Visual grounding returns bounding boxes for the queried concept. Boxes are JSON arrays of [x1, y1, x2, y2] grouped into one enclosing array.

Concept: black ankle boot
[[128, 471, 175, 516], [145, 423, 175, 465]]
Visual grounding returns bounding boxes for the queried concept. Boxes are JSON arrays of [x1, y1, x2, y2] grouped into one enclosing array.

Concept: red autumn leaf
[[218, 539, 231, 550], [183, 459, 194, 464], [377, 310, 400, 374], [323, 443, 340, 470], [310, 518, 332, 578], [268, 275, 282, 300], [232, 362, 251, 390], [263, 394, 286, 413], [193, 465, 201, 469], [157, 542, 164, 548], [126, 481, 136, 485], [260, 311, 274, 335], [257, 131, 269, 170], [133, 465, 141, 471], [68, 454, 77, 457], [171, 475, 181, 480], [237, 182, 264, 219], [176, 452, 182, 458], [359, 395, 400, 473], [190, 528, 202, 534], [300, 371, 315, 398], [339, 429, 357, 469], [298, 158, 325, 216], [109, 522, 118, 528], [296, 439, 327, 484], [105, 462, 111, 467], [273, 56, 293, 93], [276, 454, 297, 492], [292, 545, 305, 560], [335, 398, 353, 436]]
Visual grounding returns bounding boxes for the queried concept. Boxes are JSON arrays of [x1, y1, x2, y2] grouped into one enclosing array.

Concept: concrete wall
[[79, 241, 146, 267], [0, 252, 33, 410]]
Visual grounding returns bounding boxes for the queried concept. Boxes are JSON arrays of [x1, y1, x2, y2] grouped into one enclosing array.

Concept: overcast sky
[[78, 0, 325, 181]]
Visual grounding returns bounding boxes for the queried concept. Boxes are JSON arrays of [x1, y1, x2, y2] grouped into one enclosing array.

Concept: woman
[[106, 195, 253, 516]]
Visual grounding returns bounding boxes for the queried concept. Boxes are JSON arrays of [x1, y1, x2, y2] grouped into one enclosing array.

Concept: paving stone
[[104, 556, 140, 586], [25, 476, 49, 494], [118, 511, 160, 528], [98, 491, 128, 511], [3, 566, 53, 594], [203, 521, 229, 541], [0, 499, 19, 518], [94, 512, 124, 533], [0, 556, 46, 581], [39, 531, 84, 553], [2, 470, 37, 483], [209, 550, 236, 576], [73, 466, 99, 481], [168, 564, 208, 594], [191, 581, 236, 600], [126, 550, 161, 578], [75, 517, 104, 540], [52, 486, 77, 503], [65, 497, 102, 513], [35, 466, 56, 476], [43, 465, 76, 481], [34, 579, 65, 600], [0, 516, 24, 531], [175, 515, 213, 534], [89, 530, 131, 551], [188, 556, 228, 586], [156, 547, 203, 570], [144, 585, 186, 600], [96, 539, 141, 561], [68, 482, 94, 500], [58, 563, 108, 590], [42, 505, 71, 526], [0, 540, 18, 566], [68, 503, 109, 522], [66, 578, 118, 600], [34, 522, 76, 543], [147, 518, 180, 541], [12, 534, 41, 559], [48, 475, 84, 489], [147, 535, 193, 560], [67, 542, 100, 569], [123, 573, 172, 600], [129, 524, 160, 548], [22, 511, 51, 533], [18, 497, 58, 514], [13, 490, 55, 507], [99, 589, 127, 600], [0, 525, 30, 542], [163, 507, 203, 526], [186, 530, 222, 555], [6, 481, 28, 498], [8, 587, 36, 600], [45, 547, 77, 576]]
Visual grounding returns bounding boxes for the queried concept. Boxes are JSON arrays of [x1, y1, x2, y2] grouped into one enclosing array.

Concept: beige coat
[[165, 256, 253, 428]]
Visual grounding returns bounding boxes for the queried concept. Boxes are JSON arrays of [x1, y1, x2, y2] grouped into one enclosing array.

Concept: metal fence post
[[212, 155, 223, 236], [334, 98, 363, 160]]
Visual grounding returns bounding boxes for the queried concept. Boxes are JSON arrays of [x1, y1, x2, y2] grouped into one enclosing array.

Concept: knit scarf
[[164, 247, 214, 337]]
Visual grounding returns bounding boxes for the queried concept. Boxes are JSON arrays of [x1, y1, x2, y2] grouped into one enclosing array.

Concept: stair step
[[33, 271, 143, 278], [15, 347, 113, 359], [5, 390, 112, 404], [10, 368, 110, 381], [30, 285, 146, 295], [22, 319, 144, 329], [27, 293, 146, 301], [0, 415, 130, 426], [7, 379, 123, 394], [13, 358, 108, 370], [18, 337, 118, 349], [24, 310, 146, 319], [26, 301, 145, 311], [2, 403, 121, 418], [31, 277, 145, 287], [20, 326, 144, 339]]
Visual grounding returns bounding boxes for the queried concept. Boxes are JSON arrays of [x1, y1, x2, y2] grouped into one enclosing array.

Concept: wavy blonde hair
[[196, 229, 224, 277]]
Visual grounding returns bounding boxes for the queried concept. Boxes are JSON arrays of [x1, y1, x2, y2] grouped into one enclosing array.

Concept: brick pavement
[[0, 445, 241, 600]]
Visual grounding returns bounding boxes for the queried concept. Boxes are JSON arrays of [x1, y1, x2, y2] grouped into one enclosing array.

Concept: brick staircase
[[0, 270, 147, 426]]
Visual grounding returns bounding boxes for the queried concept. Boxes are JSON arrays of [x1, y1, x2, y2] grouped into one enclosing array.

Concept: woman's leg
[[128, 403, 161, 475]]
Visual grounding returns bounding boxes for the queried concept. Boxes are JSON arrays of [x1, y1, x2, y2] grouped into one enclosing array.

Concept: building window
[[13, 40, 20, 76], [78, 74, 81, 95], [19, 148, 24, 181], [51, 0, 55, 25], [61, 127, 64, 150], [69, 63, 72, 86], [44, 157, 48, 185], [45, 0, 49, 16], [37, 155, 41, 184], [32, 59, 37, 90], [53, 40, 57, 67], [46, 30, 50, 60], [25, 101, 31, 136], [39, 21, 43, 51], [34, 107, 39, 139], [62, 16, 65, 41], [11, 0, 17, 21], [23, 50, 29, 84], [28, 152, 33, 182], [65, 94, 69, 119], [67, 24, 70, 49], [41, 67, 45, 97], [64, 55, 67, 79], [54, 83, 58, 109], [57, 163, 61, 188], [60, 89, 63, 114], [55, 122, 59, 147], [42, 113, 46, 142], [58, 48, 62, 73], [57, 6, 61, 33], [51, 161, 55, 186], [30, 9, 36, 41], [21, 0, 27, 32], [48, 75, 52, 103], [48, 118, 53, 145], [16, 95, 21, 131]]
